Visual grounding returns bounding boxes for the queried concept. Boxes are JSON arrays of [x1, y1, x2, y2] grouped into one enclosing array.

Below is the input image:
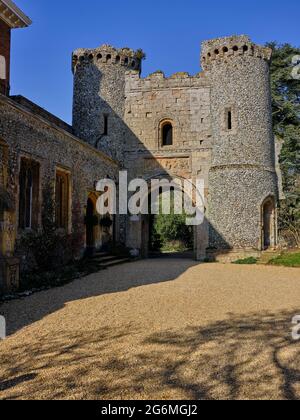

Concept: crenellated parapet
[[72, 45, 142, 73], [125, 70, 208, 93], [201, 35, 272, 70]]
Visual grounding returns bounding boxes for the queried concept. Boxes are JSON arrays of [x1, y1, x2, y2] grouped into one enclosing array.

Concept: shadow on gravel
[[0, 310, 299, 400], [0, 373, 37, 392], [0, 259, 198, 336]]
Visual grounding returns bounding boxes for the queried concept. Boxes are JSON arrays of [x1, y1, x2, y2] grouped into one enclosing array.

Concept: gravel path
[[0, 260, 300, 400]]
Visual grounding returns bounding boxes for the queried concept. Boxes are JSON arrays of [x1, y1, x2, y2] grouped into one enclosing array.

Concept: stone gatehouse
[[0, 0, 280, 293]]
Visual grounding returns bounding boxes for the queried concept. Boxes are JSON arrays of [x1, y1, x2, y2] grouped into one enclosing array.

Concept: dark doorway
[[162, 123, 173, 146], [141, 216, 150, 258], [86, 198, 95, 255], [262, 198, 275, 250]]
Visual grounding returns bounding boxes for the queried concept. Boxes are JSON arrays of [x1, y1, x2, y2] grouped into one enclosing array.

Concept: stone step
[[92, 252, 110, 258], [92, 255, 121, 263], [100, 258, 131, 269], [258, 251, 281, 265]]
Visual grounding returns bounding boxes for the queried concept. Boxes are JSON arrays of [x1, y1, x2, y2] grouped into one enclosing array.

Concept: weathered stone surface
[[72, 35, 279, 259], [0, 93, 119, 288], [0, 34, 280, 280]]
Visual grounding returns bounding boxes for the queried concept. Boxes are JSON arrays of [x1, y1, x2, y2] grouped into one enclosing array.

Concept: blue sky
[[11, 0, 300, 123]]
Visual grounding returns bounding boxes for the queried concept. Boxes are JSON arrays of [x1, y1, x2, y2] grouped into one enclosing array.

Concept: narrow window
[[55, 170, 70, 229], [162, 123, 173, 146], [104, 114, 108, 135], [227, 110, 232, 130], [19, 158, 40, 229]]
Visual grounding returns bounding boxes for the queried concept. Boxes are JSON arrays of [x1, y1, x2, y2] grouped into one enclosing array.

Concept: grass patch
[[268, 252, 300, 268], [232, 257, 258, 265], [160, 243, 192, 253]]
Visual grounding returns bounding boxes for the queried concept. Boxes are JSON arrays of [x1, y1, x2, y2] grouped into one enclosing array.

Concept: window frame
[[222, 105, 237, 134], [0, 55, 6, 80], [159, 119, 175, 148], [18, 157, 40, 230], [55, 168, 71, 232]]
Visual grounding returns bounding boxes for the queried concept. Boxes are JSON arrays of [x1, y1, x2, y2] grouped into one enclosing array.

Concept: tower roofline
[[72, 44, 143, 73], [0, 0, 32, 28], [201, 35, 272, 70]]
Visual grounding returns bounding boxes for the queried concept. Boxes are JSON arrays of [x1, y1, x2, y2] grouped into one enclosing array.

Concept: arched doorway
[[262, 197, 276, 250], [126, 175, 207, 261], [141, 180, 198, 258], [86, 197, 96, 255]]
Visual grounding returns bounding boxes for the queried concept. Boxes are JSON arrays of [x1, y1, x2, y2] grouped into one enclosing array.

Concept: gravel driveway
[[0, 260, 300, 400]]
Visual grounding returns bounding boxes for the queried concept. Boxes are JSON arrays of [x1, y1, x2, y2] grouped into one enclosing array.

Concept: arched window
[[161, 122, 173, 146], [0, 56, 6, 80]]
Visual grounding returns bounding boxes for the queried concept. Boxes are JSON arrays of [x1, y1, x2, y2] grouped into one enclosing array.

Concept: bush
[[150, 192, 194, 252], [17, 182, 74, 274], [232, 257, 258, 265], [18, 229, 72, 273]]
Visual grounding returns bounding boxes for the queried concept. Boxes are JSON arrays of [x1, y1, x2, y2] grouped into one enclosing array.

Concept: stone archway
[[127, 174, 207, 260], [261, 196, 276, 250]]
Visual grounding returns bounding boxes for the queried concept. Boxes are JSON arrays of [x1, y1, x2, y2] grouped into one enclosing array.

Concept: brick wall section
[[0, 20, 11, 95]]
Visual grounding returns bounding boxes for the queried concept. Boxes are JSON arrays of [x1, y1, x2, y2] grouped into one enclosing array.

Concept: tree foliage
[[150, 192, 193, 252], [268, 42, 300, 246]]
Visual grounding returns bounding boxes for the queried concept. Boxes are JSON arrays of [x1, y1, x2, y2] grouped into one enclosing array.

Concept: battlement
[[201, 35, 272, 70], [125, 70, 208, 93], [72, 45, 142, 73]]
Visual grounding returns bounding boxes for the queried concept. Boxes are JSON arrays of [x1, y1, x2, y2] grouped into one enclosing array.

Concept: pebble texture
[[73, 45, 142, 163], [203, 35, 278, 250], [72, 35, 279, 257]]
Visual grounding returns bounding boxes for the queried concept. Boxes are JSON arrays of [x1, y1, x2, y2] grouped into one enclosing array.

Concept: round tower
[[201, 35, 278, 257], [72, 45, 142, 162]]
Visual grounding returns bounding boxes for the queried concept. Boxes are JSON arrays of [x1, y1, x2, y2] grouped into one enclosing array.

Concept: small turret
[[201, 35, 272, 71], [202, 35, 278, 254], [72, 45, 143, 162], [72, 45, 142, 74]]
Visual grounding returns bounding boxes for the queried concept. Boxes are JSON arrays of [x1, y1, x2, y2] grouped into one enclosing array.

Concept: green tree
[[268, 42, 300, 246], [151, 192, 193, 252]]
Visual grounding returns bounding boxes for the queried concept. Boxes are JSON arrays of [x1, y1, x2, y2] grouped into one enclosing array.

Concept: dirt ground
[[0, 260, 300, 400]]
